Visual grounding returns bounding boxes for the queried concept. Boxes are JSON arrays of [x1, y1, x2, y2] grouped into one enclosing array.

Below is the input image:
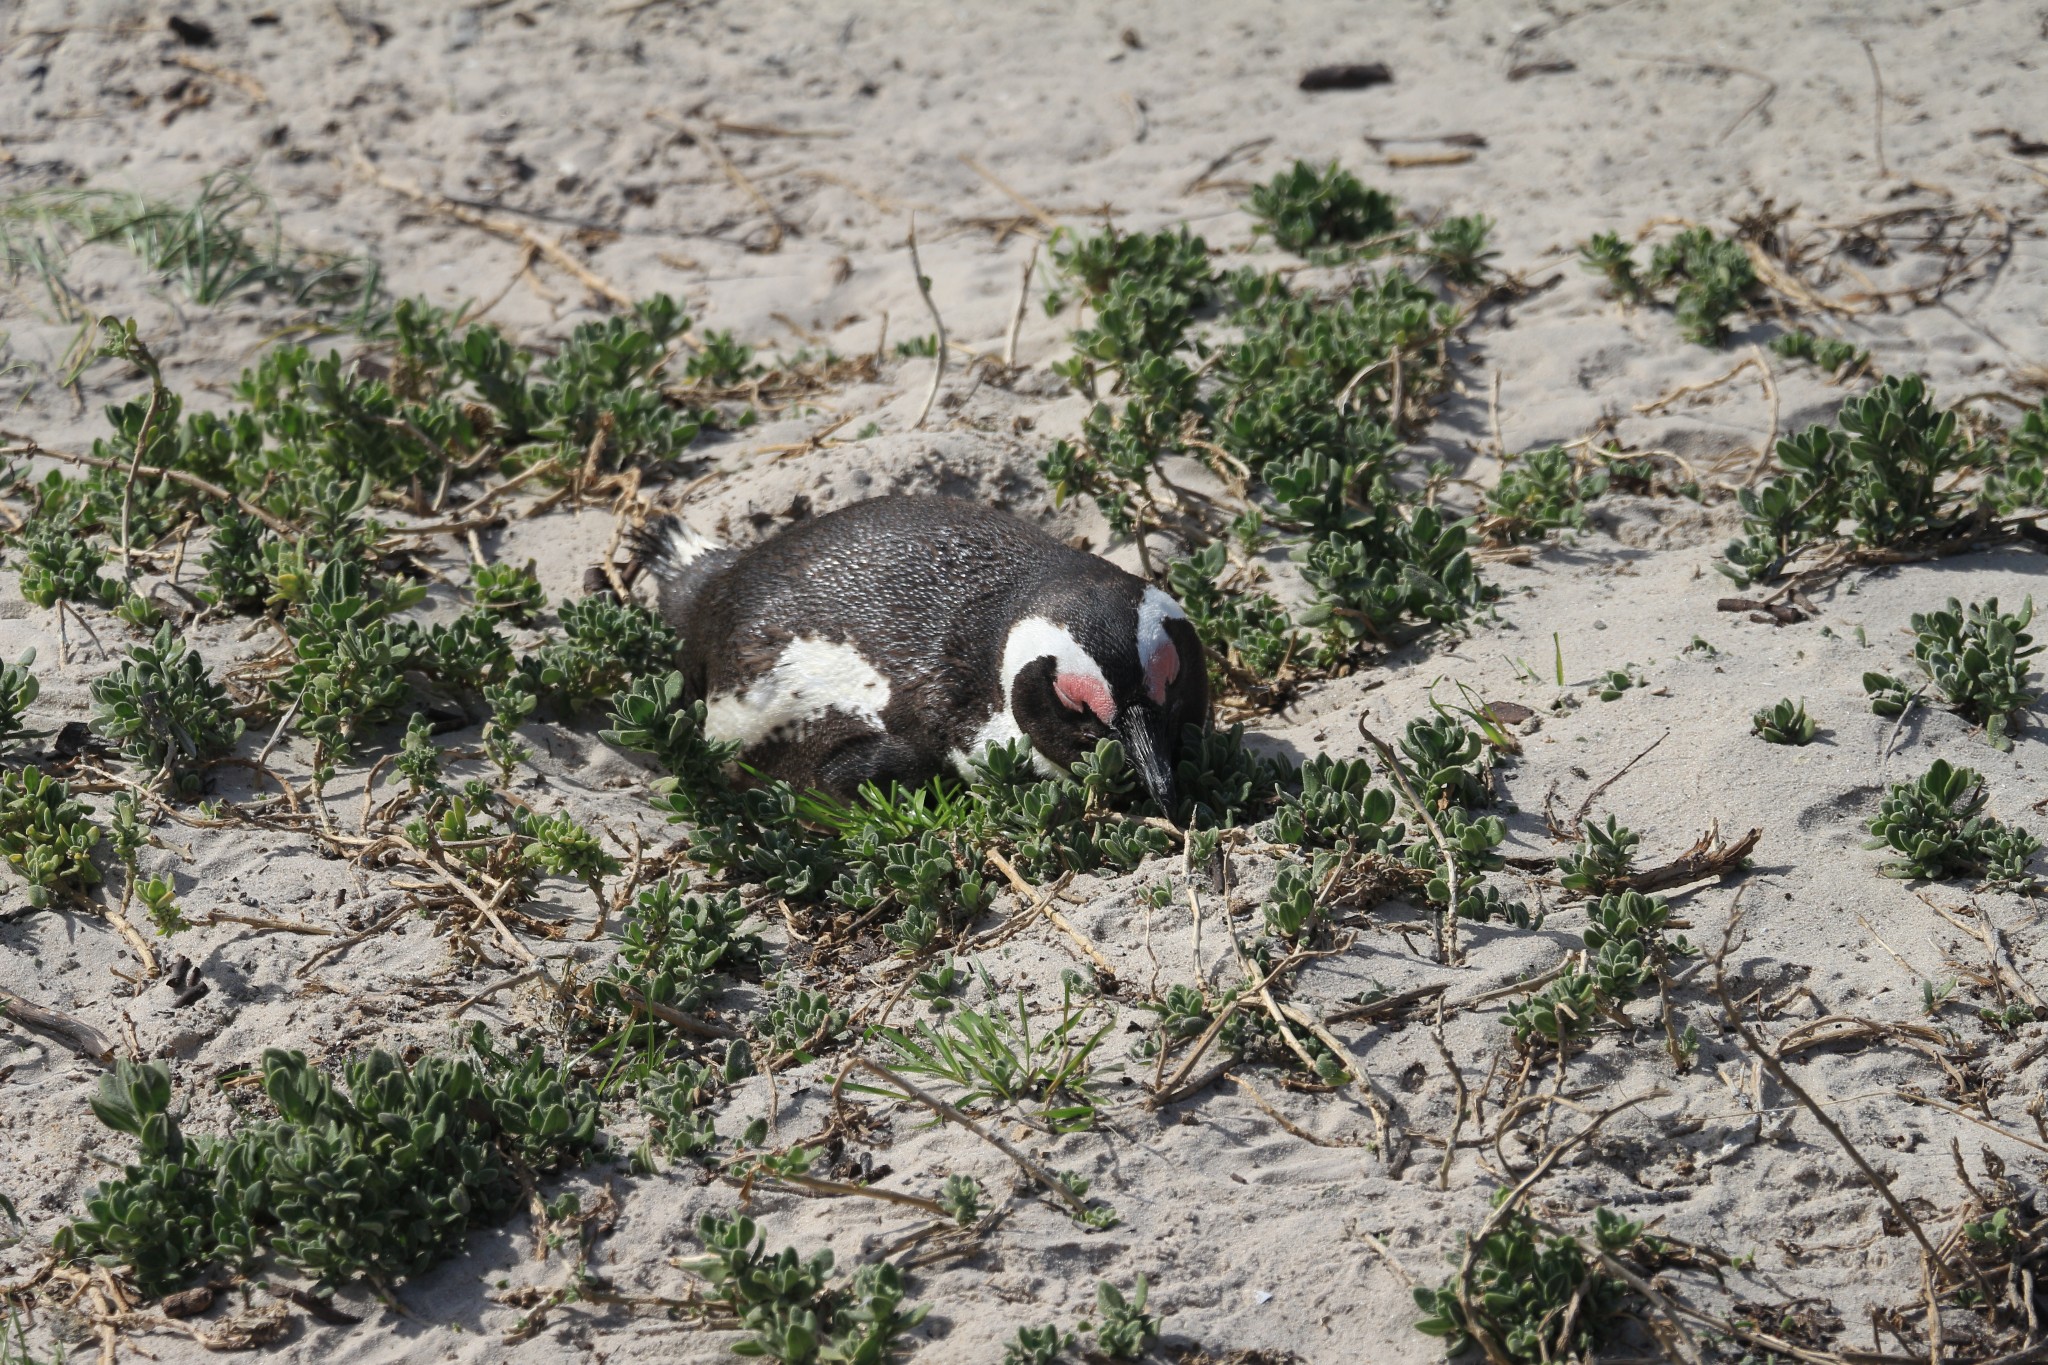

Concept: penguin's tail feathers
[[634, 516, 724, 575], [630, 514, 734, 629]]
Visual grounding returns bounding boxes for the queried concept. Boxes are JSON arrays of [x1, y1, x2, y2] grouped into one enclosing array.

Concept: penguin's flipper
[[630, 514, 738, 632]]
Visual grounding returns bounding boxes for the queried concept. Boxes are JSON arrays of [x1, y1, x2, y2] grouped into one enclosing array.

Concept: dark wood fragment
[[1299, 63, 1393, 91]]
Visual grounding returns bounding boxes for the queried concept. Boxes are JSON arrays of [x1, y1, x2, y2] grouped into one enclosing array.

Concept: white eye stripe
[[971, 601, 1187, 771], [1136, 586, 1188, 670], [1000, 617, 1109, 700]]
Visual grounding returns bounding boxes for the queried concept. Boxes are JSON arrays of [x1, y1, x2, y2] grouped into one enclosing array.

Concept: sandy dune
[[4, 1, 2048, 1362]]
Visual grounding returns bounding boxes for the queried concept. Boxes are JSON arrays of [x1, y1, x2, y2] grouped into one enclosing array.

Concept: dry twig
[[0, 987, 114, 1061], [985, 847, 1114, 978], [351, 151, 641, 312], [852, 1059, 1090, 1217], [905, 216, 948, 429]]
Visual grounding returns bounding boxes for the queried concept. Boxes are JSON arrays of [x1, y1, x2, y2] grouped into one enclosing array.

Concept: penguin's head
[[1002, 583, 1209, 809]]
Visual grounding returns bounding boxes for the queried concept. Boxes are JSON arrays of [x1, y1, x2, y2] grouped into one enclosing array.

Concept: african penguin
[[630, 495, 1209, 805]]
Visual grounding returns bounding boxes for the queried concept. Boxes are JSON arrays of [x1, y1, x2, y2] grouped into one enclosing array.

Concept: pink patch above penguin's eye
[[1053, 672, 1116, 725], [1143, 640, 1179, 705]]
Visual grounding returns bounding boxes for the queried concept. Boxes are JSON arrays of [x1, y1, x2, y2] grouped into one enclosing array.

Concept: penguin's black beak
[[1119, 706, 1178, 810]]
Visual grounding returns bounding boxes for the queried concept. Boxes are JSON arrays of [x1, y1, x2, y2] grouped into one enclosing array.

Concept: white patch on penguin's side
[[1136, 586, 1188, 704], [703, 638, 891, 749]]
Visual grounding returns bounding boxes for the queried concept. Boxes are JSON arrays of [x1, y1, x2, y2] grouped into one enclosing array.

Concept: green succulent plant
[[1751, 697, 1817, 745], [530, 595, 680, 709], [1867, 758, 2039, 885], [1864, 670, 1915, 718], [1414, 1198, 1653, 1361], [680, 1213, 928, 1363], [1722, 375, 2029, 588], [937, 1174, 986, 1226], [1596, 665, 1643, 701], [1003, 1324, 1075, 1365], [1556, 816, 1640, 894], [0, 766, 103, 906], [1424, 214, 1498, 285], [1040, 207, 1486, 680], [1909, 595, 2039, 749], [1648, 226, 1757, 345], [1504, 970, 1600, 1049], [1578, 231, 1644, 301], [1580, 226, 1756, 344], [1771, 328, 1869, 377], [90, 624, 245, 790], [1249, 160, 1400, 256], [1081, 1276, 1160, 1360], [1483, 446, 1609, 540], [14, 520, 119, 609], [56, 1027, 601, 1296], [468, 558, 546, 623], [0, 650, 40, 753]]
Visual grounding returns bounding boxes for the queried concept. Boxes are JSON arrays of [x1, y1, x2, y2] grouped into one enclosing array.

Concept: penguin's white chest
[[703, 638, 892, 748]]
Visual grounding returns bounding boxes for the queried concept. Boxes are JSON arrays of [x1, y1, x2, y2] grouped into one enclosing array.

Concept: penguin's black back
[[653, 496, 1145, 788], [701, 496, 1120, 687]]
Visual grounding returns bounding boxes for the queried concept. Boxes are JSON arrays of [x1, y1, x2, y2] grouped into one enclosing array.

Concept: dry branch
[[1228, 1072, 1365, 1148], [1614, 824, 1762, 895], [852, 1059, 1090, 1217], [986, 847, 1113, 978], [14, 442, 297, 536], [350, 151, 640, 312], [905, 216, 948, 430], [0, 987, 114, 1061], [1714, 897, 1967, 1293]]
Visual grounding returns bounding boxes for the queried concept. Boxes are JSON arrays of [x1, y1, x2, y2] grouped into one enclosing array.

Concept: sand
[[3, 0, 2048, 1361]]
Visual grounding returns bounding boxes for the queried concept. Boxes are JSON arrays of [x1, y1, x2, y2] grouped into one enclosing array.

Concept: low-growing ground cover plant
[[0, 291, 732, 820], [1596, 665, 1643, 701], [55, 1028, 600, 1296], [1864, 670, 1917, 718], [1503, 888, 1695, 1059], [1481, 445, 1609, 541], [1751, 697, 1816, 745], [1867, 758, 2040, 885], [0, 652, 38, 754], [1771, 328, 1870, 378], [1580, 225, 1757, 344], [1038, 164, 1492, 702], [1414, 1200, 1659, 1362], [1079, 1276, 1160, 1359], [1909, 596, 2039, 749], [680, 1212, 927, 1363], [1721, 376, 2047, 588], [469, 558, 547, 623], [1556, 815, 1639, 894], [89, 624, 245, 791], [0, 766, 101, 907], [1247, 160, 1400, 257]]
